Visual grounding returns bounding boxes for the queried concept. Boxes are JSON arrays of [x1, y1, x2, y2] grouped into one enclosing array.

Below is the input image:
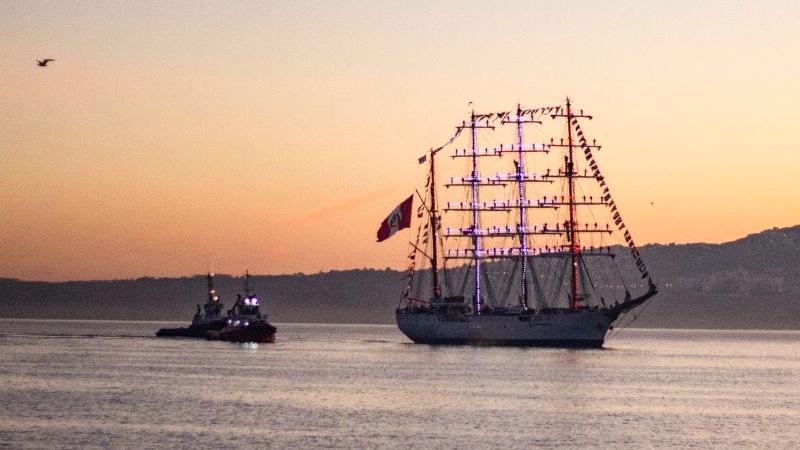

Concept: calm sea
[[1, 320, 798, 449]]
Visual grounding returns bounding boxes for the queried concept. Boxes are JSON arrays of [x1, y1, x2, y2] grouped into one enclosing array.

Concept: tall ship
[[390, 98, 657, 347], [156, 273, 227, 338]]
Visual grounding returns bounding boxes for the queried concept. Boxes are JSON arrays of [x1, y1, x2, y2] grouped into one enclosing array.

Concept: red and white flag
[[376, 195, 413, 242]]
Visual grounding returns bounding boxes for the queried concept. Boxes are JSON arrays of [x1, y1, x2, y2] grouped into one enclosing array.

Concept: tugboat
[[156, 273, 228, 338], [207, 271, 277, 343]]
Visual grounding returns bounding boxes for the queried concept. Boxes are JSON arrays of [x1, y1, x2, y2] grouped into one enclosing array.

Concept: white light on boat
[[244, 321, 249, 326]]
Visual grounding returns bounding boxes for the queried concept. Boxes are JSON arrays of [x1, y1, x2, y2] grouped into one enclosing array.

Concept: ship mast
[[550, 99, 604, 310], [511, 104, 542, 310], [550, 97, 596, 310], [469, 111, 482, 313], [457, 111, 496, 314], [432, 100, 647, 316], [441, 101, 602, 311], [444, 108, 545, 312], [429, 148, 441, 299], [444, 110, 494, 313], [566, 98, 580, 309]]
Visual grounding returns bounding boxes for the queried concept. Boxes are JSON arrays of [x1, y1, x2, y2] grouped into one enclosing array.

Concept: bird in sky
[[36, 59, 54, 67]]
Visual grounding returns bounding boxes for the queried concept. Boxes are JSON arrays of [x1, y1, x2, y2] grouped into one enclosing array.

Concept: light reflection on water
[[1, 320, 799, 449]]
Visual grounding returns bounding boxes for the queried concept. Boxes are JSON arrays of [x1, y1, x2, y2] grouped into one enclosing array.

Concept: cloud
[[284, 187, 394, 226]]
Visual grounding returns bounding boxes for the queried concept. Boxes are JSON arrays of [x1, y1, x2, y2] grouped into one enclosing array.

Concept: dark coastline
[[2, 225, 799, 329]]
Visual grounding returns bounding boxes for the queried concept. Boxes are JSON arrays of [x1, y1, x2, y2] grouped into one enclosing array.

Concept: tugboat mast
[[207, 272, 217, 303], [244, 269, 252, 297]]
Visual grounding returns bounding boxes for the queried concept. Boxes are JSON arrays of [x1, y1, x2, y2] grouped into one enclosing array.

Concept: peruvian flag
[[376, 195, 413, 242]]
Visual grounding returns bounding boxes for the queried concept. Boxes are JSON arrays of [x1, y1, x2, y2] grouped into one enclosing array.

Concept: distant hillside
[[2, 225, 799, 329], [622, 225, 800, 329], [0, 270, 403, 324]]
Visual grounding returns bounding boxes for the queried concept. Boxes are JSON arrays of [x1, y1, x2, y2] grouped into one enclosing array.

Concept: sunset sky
[[2, 1, 799, 281]]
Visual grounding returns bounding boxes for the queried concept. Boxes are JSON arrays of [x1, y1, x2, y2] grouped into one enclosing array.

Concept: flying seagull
[[36, 59, 54, 67]]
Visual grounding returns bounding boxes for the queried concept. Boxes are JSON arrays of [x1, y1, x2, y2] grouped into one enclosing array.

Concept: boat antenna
[[244, 269, 252, 297], [207, 272, 219, 304]]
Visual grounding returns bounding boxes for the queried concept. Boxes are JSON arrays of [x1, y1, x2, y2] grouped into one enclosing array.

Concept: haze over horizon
[[3, 1, 799, 281], [1, 223, 794, 282]]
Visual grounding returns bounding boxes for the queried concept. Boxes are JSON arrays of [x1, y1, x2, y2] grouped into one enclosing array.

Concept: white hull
[[396, 308, 615, 347]]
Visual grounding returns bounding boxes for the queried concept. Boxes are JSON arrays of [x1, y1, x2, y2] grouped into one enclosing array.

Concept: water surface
[[1, 320, 798, 448]]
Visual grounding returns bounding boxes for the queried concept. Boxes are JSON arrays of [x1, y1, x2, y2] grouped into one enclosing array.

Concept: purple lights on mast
[[454, 110, 496, 314], [431, 100, 619, 313], [470, 111, 482, 314], [507, 104, 543, 310]]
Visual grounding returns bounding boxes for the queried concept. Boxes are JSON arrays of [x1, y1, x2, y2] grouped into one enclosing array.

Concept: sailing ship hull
[[396, 308, 615, 348]]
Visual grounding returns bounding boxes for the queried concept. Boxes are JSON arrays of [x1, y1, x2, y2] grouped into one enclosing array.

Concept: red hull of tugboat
[[209, 322, 277, 343]]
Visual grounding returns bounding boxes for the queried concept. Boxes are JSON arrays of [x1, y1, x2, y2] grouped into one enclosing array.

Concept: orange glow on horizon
[[1, 1, 799, 281]]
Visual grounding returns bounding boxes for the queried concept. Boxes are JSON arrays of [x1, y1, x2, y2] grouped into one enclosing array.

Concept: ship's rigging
[[400, 98, 653, 315]]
